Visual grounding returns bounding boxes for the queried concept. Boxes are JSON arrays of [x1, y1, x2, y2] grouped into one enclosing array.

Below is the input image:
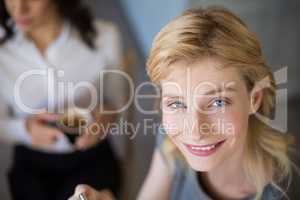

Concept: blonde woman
[[69, 7, 296, 200]]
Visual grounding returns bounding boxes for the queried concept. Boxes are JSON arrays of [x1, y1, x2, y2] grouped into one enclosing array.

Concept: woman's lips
[[184, 139, 226, 157], [16, 18, 31, 26]]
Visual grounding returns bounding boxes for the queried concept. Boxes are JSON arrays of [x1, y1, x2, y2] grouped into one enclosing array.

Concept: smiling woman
[[143, 6, 295, 200], [68, 6, 297, 200]]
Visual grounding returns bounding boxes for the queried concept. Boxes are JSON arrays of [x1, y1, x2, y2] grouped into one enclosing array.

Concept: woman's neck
[[26, 16, 63, 55], [198, 149, 256, 200]]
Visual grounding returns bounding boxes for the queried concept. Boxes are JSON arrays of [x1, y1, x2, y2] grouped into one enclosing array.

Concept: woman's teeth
[[191, 144, 216, 151], [184, 140, 226, 156]]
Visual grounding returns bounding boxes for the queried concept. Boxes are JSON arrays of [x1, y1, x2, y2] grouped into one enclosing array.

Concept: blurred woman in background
[[0, 0, 123, 199]]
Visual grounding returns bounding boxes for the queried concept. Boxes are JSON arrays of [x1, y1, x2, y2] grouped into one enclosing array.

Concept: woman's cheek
[[162, 114, 185, 136], [223, 111, 248, 149], [204, 111, 231, 136]]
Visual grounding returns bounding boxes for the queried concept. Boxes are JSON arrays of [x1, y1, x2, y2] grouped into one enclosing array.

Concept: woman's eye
[[211, 99, 227, 108], [167, 101, 186, 109]]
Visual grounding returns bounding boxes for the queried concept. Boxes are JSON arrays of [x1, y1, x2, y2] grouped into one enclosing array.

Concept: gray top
[[156, 130, 283, 200]]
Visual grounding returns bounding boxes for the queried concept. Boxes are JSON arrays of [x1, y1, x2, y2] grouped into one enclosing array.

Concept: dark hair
[[0, 0, 97, 48]]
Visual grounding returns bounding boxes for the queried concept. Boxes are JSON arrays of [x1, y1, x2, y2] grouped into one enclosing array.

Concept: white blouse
[[0, 20, 124, 153]]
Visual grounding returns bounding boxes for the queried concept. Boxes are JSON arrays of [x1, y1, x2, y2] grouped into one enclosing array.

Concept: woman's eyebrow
[[199, 86, 237, 95], [162, 94, 184, 99], [162, 86, 236, 98]]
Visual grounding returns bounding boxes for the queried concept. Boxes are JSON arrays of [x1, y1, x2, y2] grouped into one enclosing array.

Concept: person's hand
[[26, 112, 63, 150], [68, 184, 116, 200], [75, 110, 116, 151]]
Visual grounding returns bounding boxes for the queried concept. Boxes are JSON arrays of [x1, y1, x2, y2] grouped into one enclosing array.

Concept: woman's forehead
[[161, 82, 238, 98], [163, 58, 241, 81], [161, 62, 245, 94]]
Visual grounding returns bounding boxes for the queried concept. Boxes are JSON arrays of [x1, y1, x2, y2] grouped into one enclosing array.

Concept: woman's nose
[[13, 0, 28, 15], [185, 112, 210, 141]]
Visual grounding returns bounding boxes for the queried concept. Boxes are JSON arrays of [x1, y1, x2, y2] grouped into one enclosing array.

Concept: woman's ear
[[249, 85, 263, 115]]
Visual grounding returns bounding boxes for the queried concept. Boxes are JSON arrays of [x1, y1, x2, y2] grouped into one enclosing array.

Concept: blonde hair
[[146, 6, 294, 200]]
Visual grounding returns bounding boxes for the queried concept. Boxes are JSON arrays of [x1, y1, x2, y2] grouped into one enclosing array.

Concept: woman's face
[[161, 58, 255, 171], [4, 0, 58, 33]]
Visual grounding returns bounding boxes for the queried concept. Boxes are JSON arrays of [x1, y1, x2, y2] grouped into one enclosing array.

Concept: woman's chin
[[16, 25, 31, 33], [16, 22, 35, 33], [186, 157, 219, 172]]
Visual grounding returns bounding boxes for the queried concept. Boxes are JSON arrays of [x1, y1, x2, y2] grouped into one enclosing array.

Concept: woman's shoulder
[[91, 20, 121, 55], [93, 20, 120, 38], [259, 184, 285, 200]]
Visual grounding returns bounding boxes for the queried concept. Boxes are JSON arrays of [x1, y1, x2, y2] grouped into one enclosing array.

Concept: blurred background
[[0, 0, 299, 199]]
